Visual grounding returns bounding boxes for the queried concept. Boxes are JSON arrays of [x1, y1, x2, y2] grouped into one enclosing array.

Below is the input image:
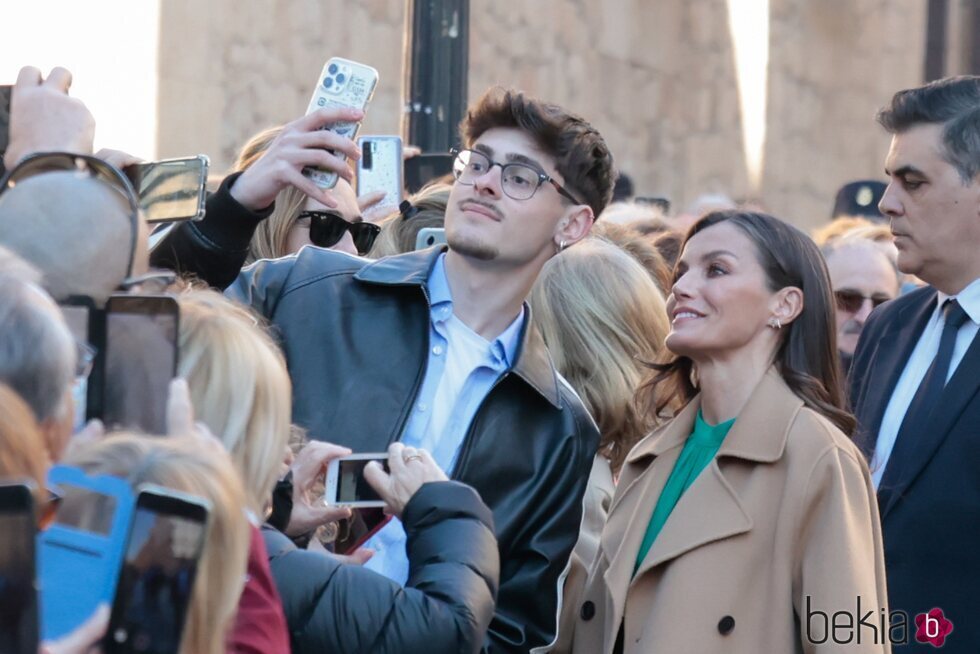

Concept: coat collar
[[353, 247, 562, 408], [626, 367, 802, 465], [599, 368, 806, 622]]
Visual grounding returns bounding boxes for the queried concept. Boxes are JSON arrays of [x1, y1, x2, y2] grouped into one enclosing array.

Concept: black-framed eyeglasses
[[116, 270, 178, 294], [451, 148, 584, 205], [834, 289, 891, 314], [1, 152, 141, 280], [300, 211, 381, 255]]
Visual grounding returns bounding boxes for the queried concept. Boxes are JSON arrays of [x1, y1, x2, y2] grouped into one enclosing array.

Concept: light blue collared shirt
[[363, 253, 524, 583]]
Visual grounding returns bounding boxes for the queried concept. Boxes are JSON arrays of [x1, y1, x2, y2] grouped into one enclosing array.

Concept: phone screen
[[337, 458, 388, 504], [106, 493, 207, 654], [103, 296, 178, 434], [0, 484, 38, 654], [124, 157, 208, 224]]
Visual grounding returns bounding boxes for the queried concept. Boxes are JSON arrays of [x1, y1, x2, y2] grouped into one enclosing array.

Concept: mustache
[[458, 199, 504, 220], [840, 319, 864, 336]]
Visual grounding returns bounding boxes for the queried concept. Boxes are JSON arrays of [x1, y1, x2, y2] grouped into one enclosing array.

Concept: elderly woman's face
[[286, 178, 361, 256], [665, 222, 780, 361]]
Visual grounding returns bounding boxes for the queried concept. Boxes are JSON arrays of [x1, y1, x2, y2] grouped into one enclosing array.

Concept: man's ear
[[771, 286, 804, 326], [555, 205, 595, 248]]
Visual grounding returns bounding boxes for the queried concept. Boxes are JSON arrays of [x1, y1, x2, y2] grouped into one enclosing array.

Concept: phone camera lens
[[336, 73, 346, 84], [328, 63, 338, 75], [323, 77, 334, 89]]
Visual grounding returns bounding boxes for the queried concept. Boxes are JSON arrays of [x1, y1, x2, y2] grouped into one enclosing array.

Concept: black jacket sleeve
[[264, 481, 499, 654], [149, 171, 273, 289]]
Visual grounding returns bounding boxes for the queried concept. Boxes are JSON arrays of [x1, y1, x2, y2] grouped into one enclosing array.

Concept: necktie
[[879, 299, 970, 489]]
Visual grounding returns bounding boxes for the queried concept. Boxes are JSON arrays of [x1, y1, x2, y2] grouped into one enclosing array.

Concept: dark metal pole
[[924, 0, 949, 81], [402, 0, 470, 152]]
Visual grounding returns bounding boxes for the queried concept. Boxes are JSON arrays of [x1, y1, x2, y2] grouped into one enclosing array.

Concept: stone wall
[[157, 0, 930, 229]]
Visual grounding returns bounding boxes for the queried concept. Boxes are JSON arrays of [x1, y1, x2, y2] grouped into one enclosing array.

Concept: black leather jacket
[[228, 245, 599, 652], [152, 194, 600, 651], [263, 481, 499, 654]]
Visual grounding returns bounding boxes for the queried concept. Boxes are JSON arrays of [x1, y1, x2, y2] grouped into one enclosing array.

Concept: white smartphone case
[[303, 57, 380, 189], [357, 135, 403, 213]]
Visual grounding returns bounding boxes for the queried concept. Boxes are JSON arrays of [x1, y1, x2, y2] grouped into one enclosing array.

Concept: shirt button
[[580, 601, 595, 621], [718, 615, 735, 635], [432, 345, 444, 355], [418, 403, 428, 412]]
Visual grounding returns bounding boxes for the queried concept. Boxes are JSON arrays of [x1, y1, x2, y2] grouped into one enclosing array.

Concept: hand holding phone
[[302, 57, 379, 190], [362, 443, 447, 518], [228, 107, 362, 212], [3, 67, 95, 171]]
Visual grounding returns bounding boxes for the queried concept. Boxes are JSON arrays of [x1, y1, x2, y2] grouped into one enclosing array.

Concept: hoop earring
[[558, 240, 567, 252], [767, 317, 782, 330]]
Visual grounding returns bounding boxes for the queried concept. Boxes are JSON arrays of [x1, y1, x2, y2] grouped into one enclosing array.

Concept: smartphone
[[303, 57, 379, 190], [333, 508, 392, 555], [0, 85, 12, 171], [59, 297, 96, 430], [123, 156, 209, 224], [102, 295, 179, 434], [104, 485, 210, 654], [404, 153, 454, 194], [0, 481, 38, 654], [325, 453, 389, 508], [356, 135, 402, 215], [415, 227, 447, 250]]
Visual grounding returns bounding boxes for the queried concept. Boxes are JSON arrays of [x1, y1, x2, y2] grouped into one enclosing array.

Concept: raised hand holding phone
[[229, 106, 363, 212]]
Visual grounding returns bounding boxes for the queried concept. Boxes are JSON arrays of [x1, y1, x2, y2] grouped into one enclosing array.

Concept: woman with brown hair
[[565, 211, 888, 654]]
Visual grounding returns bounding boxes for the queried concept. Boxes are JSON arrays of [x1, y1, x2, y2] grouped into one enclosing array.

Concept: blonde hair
[[232, 126, 310, 263], [530, 238, 670, 473], [367, 182, 451, 258], [592, 221, 672, 298], [0, 384, 49, 502], [175, 289, 291, 514], [811, 216, 876, 247], [64, 434, 250, 654]]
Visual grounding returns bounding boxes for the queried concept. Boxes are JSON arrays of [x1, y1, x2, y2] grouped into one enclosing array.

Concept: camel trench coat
[[567, 369, 890, 654]]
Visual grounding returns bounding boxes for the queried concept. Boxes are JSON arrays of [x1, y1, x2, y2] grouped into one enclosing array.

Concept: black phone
[[0, 85, 11, 172], [59, 296, 96, 429], [102, 295, 179, 434], [104, 485, 210, 654], [123, 156, 209, 224], [0, 481, 38, 654], [404, 153, 454, 194]]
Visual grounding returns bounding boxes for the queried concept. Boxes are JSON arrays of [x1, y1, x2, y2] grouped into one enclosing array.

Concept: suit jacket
[[567, 369, 889, 654], [850, 285, 980, 653]]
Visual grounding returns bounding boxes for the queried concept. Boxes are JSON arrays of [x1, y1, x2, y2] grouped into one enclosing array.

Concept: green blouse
[[634, 409, 735, 573]]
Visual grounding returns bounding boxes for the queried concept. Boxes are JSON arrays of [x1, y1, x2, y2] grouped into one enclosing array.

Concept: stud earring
[[767, 317, 782, 330], [558, 240, 567, 252]]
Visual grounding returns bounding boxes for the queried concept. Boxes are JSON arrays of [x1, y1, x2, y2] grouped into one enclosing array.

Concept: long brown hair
[[638, 210, 856, 435]]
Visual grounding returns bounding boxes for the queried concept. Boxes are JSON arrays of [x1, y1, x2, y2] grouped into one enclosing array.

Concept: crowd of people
[[0, 60, 978, 654]]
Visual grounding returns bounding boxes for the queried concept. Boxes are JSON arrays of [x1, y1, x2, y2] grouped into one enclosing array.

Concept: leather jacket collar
[[355, 246, 562, 409]]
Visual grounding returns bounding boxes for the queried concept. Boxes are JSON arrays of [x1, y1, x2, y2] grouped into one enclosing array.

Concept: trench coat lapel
[[605, 370, 802, 597]]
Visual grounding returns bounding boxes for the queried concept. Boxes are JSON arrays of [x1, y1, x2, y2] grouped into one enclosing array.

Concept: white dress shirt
[[871, 278, 980, 488]]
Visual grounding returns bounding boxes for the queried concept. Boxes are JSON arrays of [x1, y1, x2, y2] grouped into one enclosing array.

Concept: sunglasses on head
[[834, 289, 891, 314], [2, 152, 141, 280], [301, 210, 380, 255]]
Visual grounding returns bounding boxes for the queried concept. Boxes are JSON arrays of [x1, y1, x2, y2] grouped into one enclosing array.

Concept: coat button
[[580, 601, 596, 621], [718, 615, 735, 635]]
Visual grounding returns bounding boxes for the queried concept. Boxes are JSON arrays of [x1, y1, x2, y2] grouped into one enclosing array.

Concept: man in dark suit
[[850, 76, 980, 653]]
